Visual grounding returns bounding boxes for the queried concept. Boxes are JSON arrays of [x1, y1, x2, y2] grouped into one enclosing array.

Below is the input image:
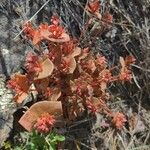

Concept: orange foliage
[[102, 12, 113, 23], [7, 74, 30, 103], [19, 101, 62, 131], [7, 15, 135, 131], [23, 16, 70, 45], [87, 0, 100, 14], [34, 113, 55, 133], [112, 112, 127, 129]]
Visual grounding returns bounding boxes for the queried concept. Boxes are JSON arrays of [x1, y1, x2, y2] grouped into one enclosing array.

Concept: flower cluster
[[23, 16, 69, 45], [7, 74, 30, 103], [118, 56, 135, 81], [86, 0, 113, 23], [25, 52, 42, 73], [112, 112, 127, 129], [87, 0, 100, 14], [34, 113, 55, 133]]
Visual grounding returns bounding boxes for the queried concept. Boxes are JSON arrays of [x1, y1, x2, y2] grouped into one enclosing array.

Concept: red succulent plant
[[34, 113, 55, 133], [7, 15, 135, 132], [112, 112, 127, 129]]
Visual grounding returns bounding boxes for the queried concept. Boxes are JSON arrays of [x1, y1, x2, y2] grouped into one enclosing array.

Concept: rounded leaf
[[32, 30, 41, 45], [14, 92, 28, 104], [48, 88, 61, 101], [14, 73, 30, 93], [47, 33, 70, 43], [34, 58, 54, 80], [19, 101, 63, 131], [66, 57, 76, 74], [71, 47, 81, 57]]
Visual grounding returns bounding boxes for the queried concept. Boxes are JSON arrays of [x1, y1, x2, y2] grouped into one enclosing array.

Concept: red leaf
[[7, 73, 30, 104], [34, 78, 49, 92], [39, 23, 52, 40], [25, 52, 42, 73], [112, 112, 127, 129], [63, 57, 77, 74], [19, 101, 63, 131], [23, 22, 35, 39], [71, 47, 81, 57], [34, 58, 54, 80], [87, 0, 100, 13], [32, 30, 41, 45], [100, 81, 107, 92], [125, 55, 136, 66], [78, 47, 89, 60], [32, 23, 70, 45], [46, 32, 70, 43], [14, 92, 28, 104], [48, 88, 61, 101], [51, 15, 60, 25], [102, 13, 113, 23]]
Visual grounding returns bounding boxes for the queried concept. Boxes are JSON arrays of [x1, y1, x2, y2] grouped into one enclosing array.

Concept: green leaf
[[54, 135, 65, 142], [49, 144, 55, 150], [30, 132, 46, 149], [25, 142, 37, 150], [14, 147, 22, 150], [3, 141, 12, 149]]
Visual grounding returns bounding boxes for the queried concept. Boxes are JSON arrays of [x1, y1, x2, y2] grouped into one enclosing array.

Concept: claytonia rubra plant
[[34, 113, 55, 133], [7, 73, 30, 103], [23, 15, 70, 45], [7, 13, 135, 137], [25, 52, 42, 74], [112, 112, 127, 129]]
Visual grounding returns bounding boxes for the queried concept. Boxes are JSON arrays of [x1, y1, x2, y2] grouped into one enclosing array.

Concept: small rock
[[0, 74, 16, 148]]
